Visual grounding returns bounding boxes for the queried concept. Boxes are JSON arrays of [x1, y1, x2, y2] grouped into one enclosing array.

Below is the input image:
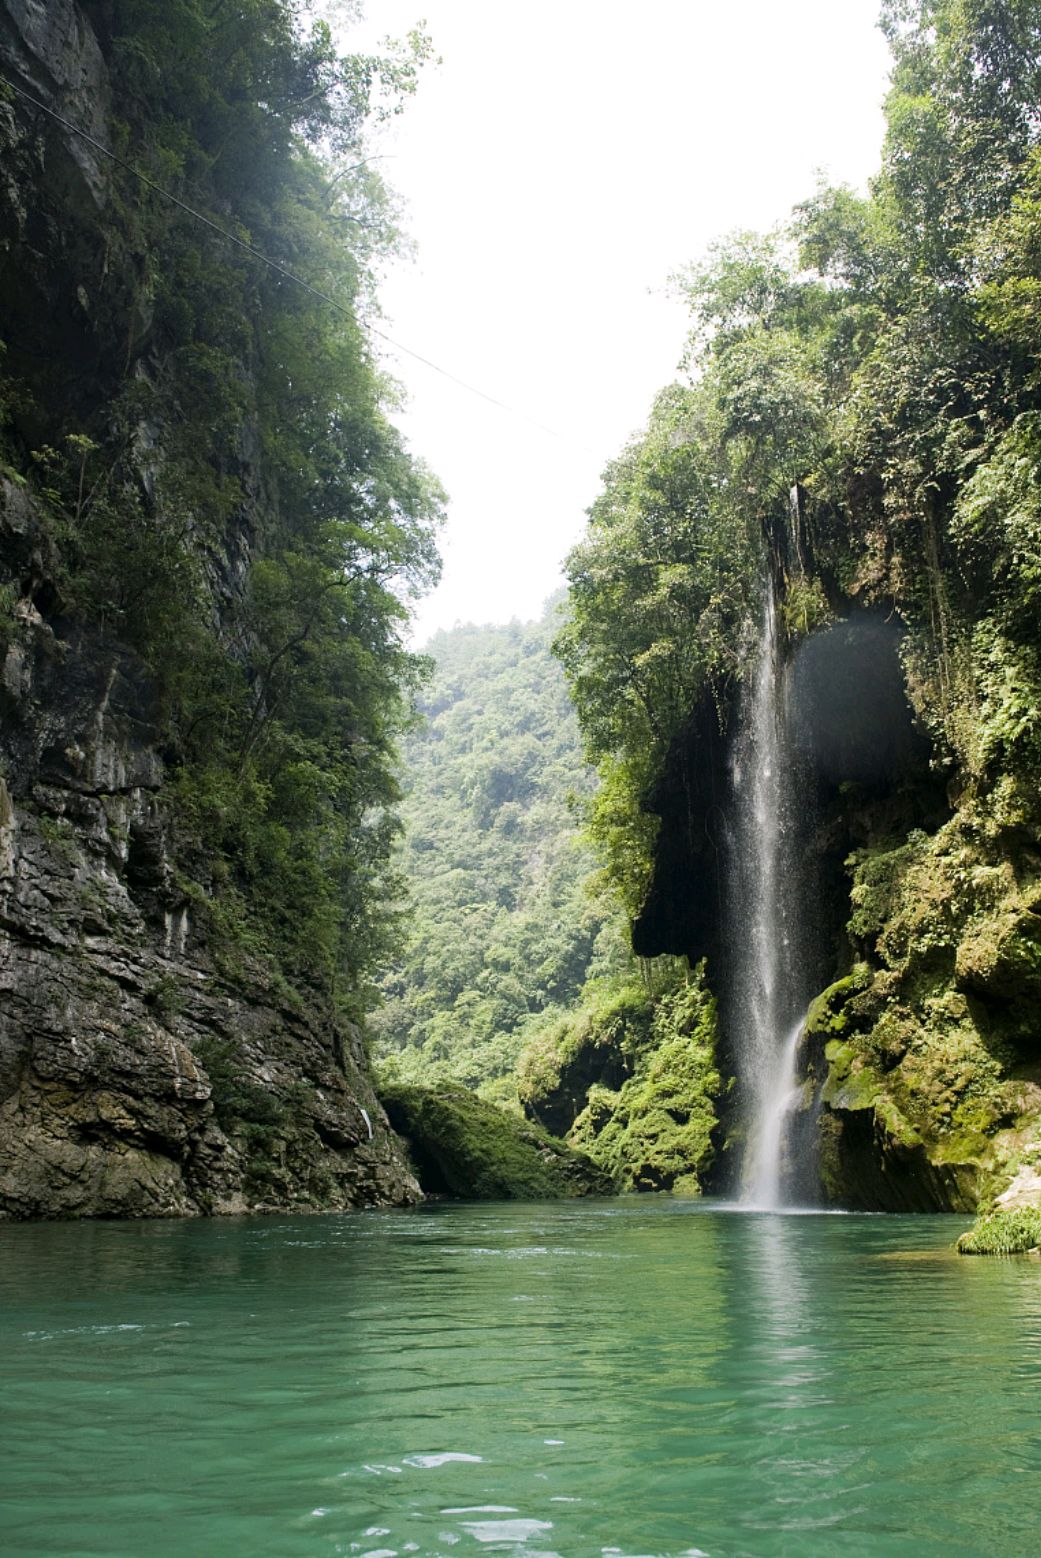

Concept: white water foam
[[743, 1017, 805, 1209], [729, 582, 815, 1208]]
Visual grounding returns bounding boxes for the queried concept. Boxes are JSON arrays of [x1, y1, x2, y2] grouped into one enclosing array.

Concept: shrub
[[956, 1208, 1041, 1255]]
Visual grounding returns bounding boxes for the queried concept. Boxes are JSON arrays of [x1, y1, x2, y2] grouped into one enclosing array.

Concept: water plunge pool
[[3, 1199, 1040, 1556]]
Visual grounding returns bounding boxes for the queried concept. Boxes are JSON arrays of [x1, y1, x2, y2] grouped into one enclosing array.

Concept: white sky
[[347, 1, 893, 646]]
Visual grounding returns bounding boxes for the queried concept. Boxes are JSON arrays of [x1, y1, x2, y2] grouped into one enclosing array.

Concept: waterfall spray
[[727, 581, 815, 1208]]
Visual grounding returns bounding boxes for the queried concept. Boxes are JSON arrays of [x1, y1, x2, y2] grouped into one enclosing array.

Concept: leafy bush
[[957, 1208, 1041, 1255]]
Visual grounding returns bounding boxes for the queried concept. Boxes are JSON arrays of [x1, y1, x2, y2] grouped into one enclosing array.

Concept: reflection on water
[[3, 1200, 1041, 1556]]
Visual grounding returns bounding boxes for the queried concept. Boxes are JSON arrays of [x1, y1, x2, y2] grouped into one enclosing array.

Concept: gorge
[[3, 0, 1041, 1242], [7, 2, 1041, 1552]]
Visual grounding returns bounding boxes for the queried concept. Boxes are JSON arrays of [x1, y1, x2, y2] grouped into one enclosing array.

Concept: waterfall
[[727, 581, 815, 1209], [745, 1017, 805, 1208]]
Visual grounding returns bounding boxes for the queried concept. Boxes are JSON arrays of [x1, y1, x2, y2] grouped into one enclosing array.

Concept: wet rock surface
[[0, 572, 419, 1219]]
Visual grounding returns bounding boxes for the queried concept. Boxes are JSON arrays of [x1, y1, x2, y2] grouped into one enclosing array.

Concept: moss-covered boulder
[[379, 1082, 612, 1200], [569, 1021, 719, 1192], [955, 903, 1041, 1016], [517, 984, 649, 1136], [806, 976, 983, 1211], [805, 969, 872, 1044]]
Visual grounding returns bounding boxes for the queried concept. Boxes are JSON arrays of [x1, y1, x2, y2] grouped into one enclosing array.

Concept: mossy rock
[[957, 1207, 1041, 1255], [820, 1038, 883, 1112], [817, 1097, 980, 1212], [517, 985, 649, 1135], [571, 1092, 716, 1193], [563, 979, 720, 1194], [379, 1082, 612, 1201], [955, 907, 1041, 1015], [805, 966, 872, 1042]]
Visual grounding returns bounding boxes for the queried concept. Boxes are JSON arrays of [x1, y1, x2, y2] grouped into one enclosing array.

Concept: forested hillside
[[374, 605, 723, 1196], [372, 602, 621, 1097]]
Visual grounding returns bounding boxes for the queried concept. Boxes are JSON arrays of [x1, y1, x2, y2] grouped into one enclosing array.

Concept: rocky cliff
[[0, 556, 417, 1217], [0, 0, 429, 1217]]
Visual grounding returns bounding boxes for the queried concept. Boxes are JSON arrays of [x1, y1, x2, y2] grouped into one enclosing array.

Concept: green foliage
[[561, 0, 1041, 927], [556, 386, 758, 911], [517, 981, 653, 1122], [966, 621, 1041, 777], [879, 0, 1041, 269], [0, 2, 443, 1013], [372, 602, 625, 1090], [781, 575, 832, 639], [957, 1207, 1041, 1254], [559, 385, 757, 762], [846, 834, 930, 946], [952, 416, 1041, 636], [106, 0, 434, 173], [378, 1082, 610, 1200]]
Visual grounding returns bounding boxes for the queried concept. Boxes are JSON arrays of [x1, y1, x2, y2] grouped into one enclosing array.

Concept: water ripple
[[2, 1200, 1040, 1556]]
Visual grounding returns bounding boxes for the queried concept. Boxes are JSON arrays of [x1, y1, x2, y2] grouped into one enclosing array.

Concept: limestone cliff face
[[0, 2, 420, 1217]]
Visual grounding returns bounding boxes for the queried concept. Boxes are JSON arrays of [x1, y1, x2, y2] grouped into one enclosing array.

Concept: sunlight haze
[[351, 1, 893, 643]]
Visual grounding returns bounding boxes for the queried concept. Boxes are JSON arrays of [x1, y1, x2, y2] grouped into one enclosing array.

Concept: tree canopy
[[560, 0, 1041, 916], [1, 0, 444, 1009], [372, 601, 628, 1099]]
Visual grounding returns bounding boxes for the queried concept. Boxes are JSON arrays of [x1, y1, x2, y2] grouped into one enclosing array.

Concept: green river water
[[2, 1199, 1041, 1557]]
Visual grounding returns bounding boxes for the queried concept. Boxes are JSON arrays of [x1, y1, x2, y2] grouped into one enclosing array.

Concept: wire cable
[[1, 71, 578, 445]]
